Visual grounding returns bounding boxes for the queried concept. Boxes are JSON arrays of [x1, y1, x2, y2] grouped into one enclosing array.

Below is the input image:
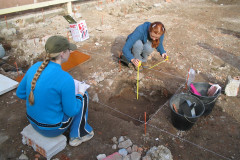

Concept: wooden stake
[[118, 54, 121, 72], [4, 16, 8, 29], [98, 0, 103, 6], [67, 31, 69, 41], [14, 62, 19, 76], [42, 8, 44, 22]]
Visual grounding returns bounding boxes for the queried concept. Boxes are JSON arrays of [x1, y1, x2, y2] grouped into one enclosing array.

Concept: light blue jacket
[[122, 22, 166, 62], [16, 61, 82, 130]]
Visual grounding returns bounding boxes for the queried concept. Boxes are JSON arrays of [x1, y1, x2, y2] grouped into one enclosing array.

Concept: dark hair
[[149, 22, 166, 48]]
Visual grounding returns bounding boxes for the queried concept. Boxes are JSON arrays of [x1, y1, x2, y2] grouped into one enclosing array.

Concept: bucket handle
[[184, 116, 196, 123], [205, 93, 221, 105]]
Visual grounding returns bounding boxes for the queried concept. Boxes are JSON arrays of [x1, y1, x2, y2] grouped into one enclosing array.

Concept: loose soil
[[0, 0, 240, 160]]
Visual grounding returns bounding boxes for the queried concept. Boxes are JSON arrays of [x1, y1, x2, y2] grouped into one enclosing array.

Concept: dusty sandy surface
[[0, 0, 240, 159]]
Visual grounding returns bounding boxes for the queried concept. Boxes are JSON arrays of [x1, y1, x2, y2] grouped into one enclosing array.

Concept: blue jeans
[[31, 92, 93, 138], [132, 40, 154, 62]]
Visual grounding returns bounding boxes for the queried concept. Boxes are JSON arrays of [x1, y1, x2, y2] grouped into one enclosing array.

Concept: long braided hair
[[149, 22, 166, 48], [28, 54, 51, 105]]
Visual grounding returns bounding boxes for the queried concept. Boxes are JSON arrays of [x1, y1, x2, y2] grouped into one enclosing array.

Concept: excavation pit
[[107, 82, 172, 126]]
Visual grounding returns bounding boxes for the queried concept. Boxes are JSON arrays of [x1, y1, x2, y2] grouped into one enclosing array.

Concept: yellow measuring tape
[[137, 61, 141, 100], [149, 56, 169, 69], [136, 56, 169, 99]]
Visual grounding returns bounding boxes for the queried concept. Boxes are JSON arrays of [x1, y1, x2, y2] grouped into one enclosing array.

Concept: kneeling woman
[[122, 21, 167, 69]]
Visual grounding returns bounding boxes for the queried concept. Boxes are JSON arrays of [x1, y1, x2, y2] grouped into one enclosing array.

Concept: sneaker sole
[[69, 131, 94, 147]]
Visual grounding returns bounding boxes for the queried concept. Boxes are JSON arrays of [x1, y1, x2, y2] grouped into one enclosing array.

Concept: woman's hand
[[78, 82, 90, 96], [161, 53, 167, 59], [131, 58, 141, 67]]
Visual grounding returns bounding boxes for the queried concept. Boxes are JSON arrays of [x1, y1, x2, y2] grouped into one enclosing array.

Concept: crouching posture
[[121, 21, 167, 70], [16, 35, 93, 146]]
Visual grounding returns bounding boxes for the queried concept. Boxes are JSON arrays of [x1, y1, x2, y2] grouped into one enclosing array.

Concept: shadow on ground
[[217, 28, 240, 39], [197, 42, 240, 71], [110, 36, 127, 62]]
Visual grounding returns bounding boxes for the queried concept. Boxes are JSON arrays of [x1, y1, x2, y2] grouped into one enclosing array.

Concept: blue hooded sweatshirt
[[122, 22, 166, 62]]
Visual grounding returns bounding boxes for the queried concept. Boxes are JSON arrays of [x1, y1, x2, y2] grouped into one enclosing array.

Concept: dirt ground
[[0, 0, 240, 159]]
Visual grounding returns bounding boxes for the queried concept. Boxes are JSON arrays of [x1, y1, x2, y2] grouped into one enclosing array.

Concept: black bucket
[[170, 93, 205, 131], [188, 82, 221, 116]]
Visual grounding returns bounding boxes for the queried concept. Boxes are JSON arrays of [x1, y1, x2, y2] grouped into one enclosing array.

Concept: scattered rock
[[118, 139, 133, 149], [112, 144, 117, 149], [112, 136, 118, 144], [94, 73, 105, 83], [106, 79, 114, 86], [118, 136, 125, 143], [142, 155, 151, 160], [92, 93, 99, 102], [119, 148, 128, 156], [123, 155, 130, 160], [127, 147, 132, 154], [1, 28, 17, 36], [104, 152, 122, 160], [130, 152, 141, 160], [97, 154, 106, 160], [131, 145, 138, 152], [146, 145, 173, 160], [19, 153, 28, 160], [137, 147, 143, 154], [0, 133, 9, 145], [153, 3, 162, 7]]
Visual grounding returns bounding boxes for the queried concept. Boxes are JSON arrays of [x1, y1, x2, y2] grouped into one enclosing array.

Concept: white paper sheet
[[0, 74, 18, 95]]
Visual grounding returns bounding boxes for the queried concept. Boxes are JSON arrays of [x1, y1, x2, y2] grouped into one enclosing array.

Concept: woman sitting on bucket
[[16, 35, 93, 147], [121, 21, 167, 70]]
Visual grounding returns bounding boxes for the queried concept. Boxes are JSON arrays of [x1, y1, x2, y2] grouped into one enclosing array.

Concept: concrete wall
[[0, 0, 53, 9]]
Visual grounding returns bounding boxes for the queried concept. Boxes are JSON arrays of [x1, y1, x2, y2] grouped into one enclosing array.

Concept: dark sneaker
[[119, 55, 129, 66], [128, 63, 136, 70]]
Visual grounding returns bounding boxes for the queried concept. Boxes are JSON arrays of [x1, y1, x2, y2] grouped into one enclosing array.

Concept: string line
[[95, 100, 231, 160]]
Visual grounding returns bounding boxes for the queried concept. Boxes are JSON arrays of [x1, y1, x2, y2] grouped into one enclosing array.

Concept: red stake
[[144, 112, 146, 136], [4, 16, 8, 29], [14, 62, 19, 76], [67, 31, 69, 41], [42, 8, 44, 22]]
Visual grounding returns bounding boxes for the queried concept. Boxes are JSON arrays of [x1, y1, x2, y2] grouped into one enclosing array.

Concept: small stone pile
[[112, 136, 142, 160], [97, 136, 173, 160], [97, 136, 142, 160], [142, 145, 173, 160]]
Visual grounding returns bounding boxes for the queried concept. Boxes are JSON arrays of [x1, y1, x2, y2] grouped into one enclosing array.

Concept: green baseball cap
[[45, 35, 77, 53]]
